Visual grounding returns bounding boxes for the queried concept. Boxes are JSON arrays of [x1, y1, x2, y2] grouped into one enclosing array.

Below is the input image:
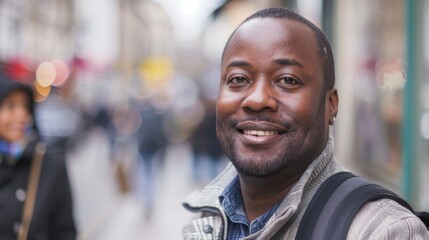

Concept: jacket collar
[[183, 161, 237, 211]]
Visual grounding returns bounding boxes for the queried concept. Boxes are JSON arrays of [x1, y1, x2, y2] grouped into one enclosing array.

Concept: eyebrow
[[226, 58, 303, 70], [226, 60, 252, 69], [273, 58, 303, 68]]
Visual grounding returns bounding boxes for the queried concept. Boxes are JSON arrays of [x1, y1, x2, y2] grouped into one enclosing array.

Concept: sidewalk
[[66, 129, 195, 240]]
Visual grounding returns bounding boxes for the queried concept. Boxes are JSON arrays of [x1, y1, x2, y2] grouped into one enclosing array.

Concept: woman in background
[[0, 73, 76, 240]]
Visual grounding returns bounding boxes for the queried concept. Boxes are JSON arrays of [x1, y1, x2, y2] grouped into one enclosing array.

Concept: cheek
[[0, 112, 10, 127], [280, 91, 321, 125], [0, 115, 11, 137], [216, 90, 243, 118]]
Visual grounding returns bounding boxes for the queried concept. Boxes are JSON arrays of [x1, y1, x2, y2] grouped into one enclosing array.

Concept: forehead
[[222, 18, 321, 69], [1, 90, 29, 104]]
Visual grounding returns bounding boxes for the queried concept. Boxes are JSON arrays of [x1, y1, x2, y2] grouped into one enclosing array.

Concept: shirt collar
[[219, 176, 281, 230], [219, 176, 243, 222], [0, 140, 25, 164]]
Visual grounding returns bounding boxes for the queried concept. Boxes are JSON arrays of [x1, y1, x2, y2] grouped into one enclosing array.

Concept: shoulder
[[182, 164, 237, 239], [348, 199, 429, 239], [38, 144, 71, 192], [182, 212, 224, 240], [41, 145, 67, 171]]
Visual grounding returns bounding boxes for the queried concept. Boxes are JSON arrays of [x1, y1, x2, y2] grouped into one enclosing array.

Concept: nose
[[241, 82, 278, 112]]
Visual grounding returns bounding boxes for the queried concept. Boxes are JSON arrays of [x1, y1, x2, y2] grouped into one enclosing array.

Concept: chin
[[230, 153, 290, 178], [233, 163, 286, 178], [3, 135, 24, 143]]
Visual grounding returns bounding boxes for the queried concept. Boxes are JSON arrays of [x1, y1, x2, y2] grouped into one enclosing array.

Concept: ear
[[327, 88, 339, 125]]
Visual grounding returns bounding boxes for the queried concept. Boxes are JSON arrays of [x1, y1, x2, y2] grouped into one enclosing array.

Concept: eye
[[280, 77, 298, 85], [275, 76, 301, 89], [227, 76, 250, 87]]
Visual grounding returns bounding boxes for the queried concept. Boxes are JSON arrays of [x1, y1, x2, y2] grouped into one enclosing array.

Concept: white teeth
[[243, 130, 280, 136]]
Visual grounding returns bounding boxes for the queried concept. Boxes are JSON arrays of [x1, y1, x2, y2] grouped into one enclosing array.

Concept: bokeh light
[[34, 80, 52, 102], [52, 59, 70, 86], [36, 61, 57, 87]]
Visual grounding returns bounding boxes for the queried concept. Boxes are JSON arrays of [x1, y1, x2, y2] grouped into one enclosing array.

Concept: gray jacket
[[182, 139, 429, 239]]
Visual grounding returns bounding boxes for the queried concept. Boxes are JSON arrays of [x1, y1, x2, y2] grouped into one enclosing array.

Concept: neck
[[238, 163, 307, 222]]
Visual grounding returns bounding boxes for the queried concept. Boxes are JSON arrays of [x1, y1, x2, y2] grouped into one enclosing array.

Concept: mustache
[[228, 115, 294, 130]]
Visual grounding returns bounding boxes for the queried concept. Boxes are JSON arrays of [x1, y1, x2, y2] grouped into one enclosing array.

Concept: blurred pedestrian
[[136, 100, 167, 220], [190, 98, 225, 183], [94, 106, 117, 161], [0, 73, 76, 239]]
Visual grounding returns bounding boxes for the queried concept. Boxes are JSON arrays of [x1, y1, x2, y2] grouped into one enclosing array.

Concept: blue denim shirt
[[219, 176, 280, 240]]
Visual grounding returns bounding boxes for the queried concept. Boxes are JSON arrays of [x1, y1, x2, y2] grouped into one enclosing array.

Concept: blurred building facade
[[0, 0, 427, 220], [0, 0, 75, 63], [327, 0, 428, 211]]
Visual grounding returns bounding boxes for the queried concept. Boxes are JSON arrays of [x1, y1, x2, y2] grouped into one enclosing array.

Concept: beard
[[216, 102, 327, 178]]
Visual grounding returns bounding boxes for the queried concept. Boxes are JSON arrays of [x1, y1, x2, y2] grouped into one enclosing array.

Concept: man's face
[[216, 18, 336, 177], [0, 90, 31, 142]]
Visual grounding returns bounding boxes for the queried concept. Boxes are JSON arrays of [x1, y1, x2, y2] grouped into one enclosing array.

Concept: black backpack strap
[[295, 172, 355, 240], [296, 171, 414, 240], [415, 211, 429, 229]]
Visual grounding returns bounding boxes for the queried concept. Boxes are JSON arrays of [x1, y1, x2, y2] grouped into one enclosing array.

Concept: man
[[182, 7, 428, 240]]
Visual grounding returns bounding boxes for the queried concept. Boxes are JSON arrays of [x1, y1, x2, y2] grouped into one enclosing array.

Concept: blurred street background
[[0, 0, 428, 239]]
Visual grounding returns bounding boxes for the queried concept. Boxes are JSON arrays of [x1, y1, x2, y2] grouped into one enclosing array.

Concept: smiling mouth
[[242, 130, 282, 136], [233, 120, 289, 145]]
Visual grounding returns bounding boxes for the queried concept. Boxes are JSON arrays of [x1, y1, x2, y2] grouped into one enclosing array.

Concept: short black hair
[[222, 8, 335, 90]]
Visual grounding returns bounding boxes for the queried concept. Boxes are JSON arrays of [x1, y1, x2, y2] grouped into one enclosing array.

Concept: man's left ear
[[327, 88, 338, 125]]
